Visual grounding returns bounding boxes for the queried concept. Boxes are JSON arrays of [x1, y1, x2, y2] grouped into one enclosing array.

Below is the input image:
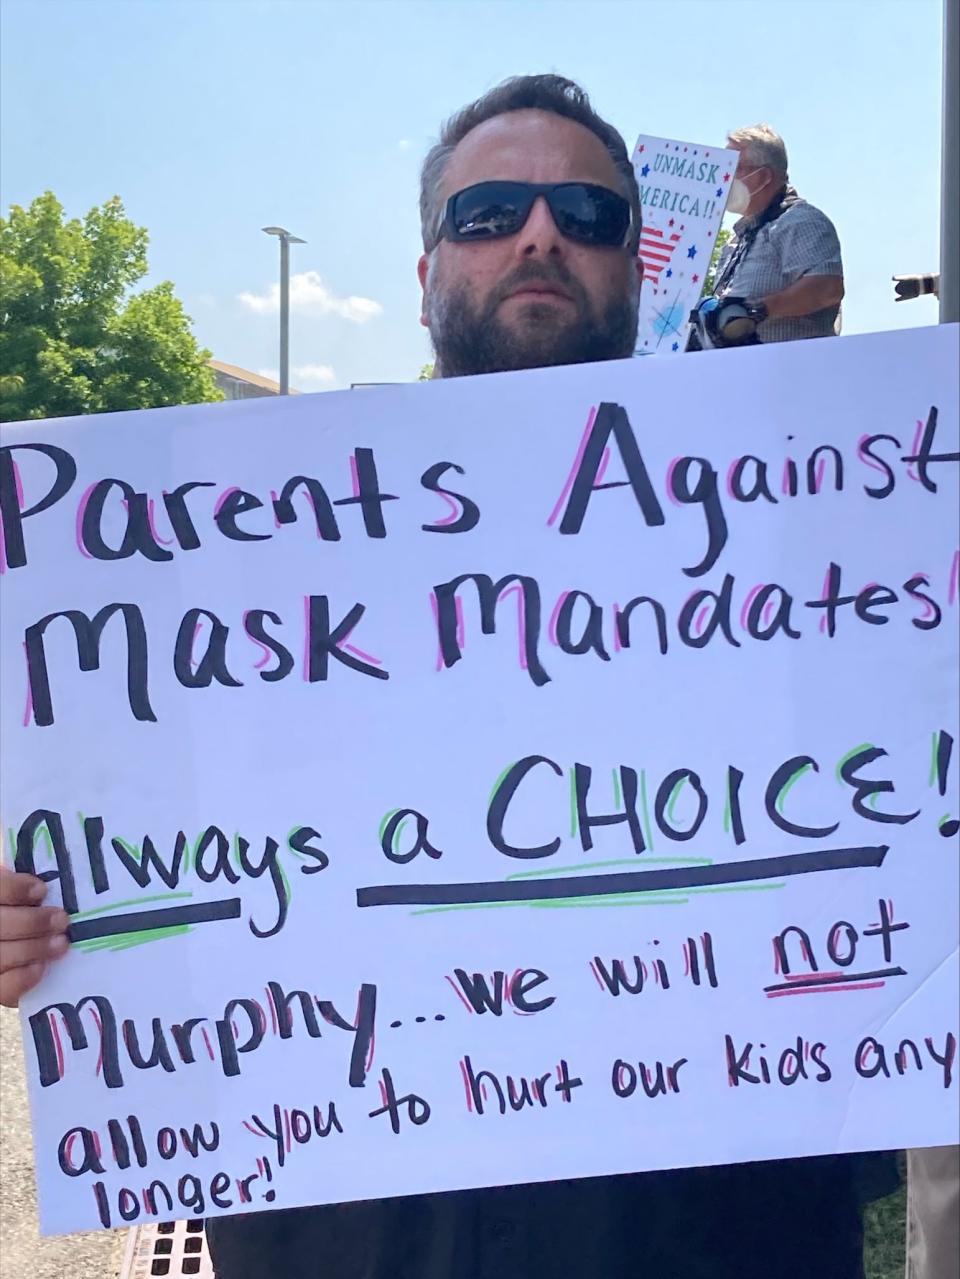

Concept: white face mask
[[726, 167, 764, 215]]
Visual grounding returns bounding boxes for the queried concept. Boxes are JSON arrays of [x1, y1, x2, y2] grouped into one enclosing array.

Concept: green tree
[[704, 227, 731, 295], [418, 361, 435, 381], [0, 192, 222, 422]]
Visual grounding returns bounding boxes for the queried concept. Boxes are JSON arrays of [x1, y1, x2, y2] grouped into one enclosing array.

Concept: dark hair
[[420, 74, 641, 252]]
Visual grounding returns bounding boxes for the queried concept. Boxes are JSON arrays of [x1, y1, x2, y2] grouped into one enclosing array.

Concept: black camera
[[688, 296, 767, 350], [893, 274, 939, 302]]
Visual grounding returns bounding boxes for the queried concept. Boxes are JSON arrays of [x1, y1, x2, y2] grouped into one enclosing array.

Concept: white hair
[[727, 124, 788, 178]]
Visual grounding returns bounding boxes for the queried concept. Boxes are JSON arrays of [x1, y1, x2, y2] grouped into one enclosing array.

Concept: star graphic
[[723, 172, 731, 182], [671, 342, 679, 351], [707, 230, 713, 238], [637, 144, 645, 153], [692, 274, 700, 284], [680, 224, 685, 231], [715, 188, 723, 198], [683, 146, 688, 152], [693, 150, 698, 156], [640, 163, 650, 177], [668, 218, 675, 227], [665, 268, 673, 278], [687, 245, 698, 259]]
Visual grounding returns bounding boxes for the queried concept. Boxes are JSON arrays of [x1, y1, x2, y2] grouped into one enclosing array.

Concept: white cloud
[[239, 270, 382, 323], [294, 363, 337, 386], [258, 365, 337, 390]]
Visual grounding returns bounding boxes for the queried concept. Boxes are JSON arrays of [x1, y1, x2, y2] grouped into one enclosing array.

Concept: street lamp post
[[262, 226, 306, 394], [940, 0, 958, 324]]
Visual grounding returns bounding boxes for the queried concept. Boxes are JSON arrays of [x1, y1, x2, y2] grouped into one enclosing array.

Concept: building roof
[[208, 359, 300, 394]]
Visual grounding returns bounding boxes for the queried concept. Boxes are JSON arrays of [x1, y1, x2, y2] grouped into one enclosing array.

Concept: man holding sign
[[0, 75, 877, 1279]]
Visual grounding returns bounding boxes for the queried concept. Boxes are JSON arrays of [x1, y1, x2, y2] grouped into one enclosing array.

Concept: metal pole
[[279, 235, 290, 395], [941, 0, 959, 324]]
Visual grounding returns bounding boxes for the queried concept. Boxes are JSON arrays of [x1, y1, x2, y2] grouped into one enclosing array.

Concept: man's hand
[[0, 866, 70, 1007]]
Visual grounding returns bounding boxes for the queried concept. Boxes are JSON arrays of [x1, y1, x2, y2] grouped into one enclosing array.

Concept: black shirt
[[206, 1156, 866, 1279]]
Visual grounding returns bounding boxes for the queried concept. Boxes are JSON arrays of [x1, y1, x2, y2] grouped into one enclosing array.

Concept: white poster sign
[[633, 133, 739, 354], [1, 327, 957, 1236]]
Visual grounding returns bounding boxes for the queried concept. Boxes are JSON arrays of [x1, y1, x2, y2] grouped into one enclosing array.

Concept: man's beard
[[426, 261, 639, 378]]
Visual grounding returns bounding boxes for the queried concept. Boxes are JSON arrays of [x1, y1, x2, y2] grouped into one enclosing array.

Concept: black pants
[[207, 1156, 868, 1279]]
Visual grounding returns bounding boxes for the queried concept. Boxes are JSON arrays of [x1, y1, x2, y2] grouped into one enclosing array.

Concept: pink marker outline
[[740, 584, 765, 632], [147, 497, 174, 545], [665, 457, 686, 506], [22, 642, 34, 727], [0, 459, 26, 573], [546, 405, 598, 526], [429, 591, 465, 671], [498, 583, 528, 669], [548, 591, 572, 646], [857, 433, 889, 477], [816, 566, 833, 634], [434, 492, 462, 527], [214, 486, 241, 517], [75, 482, 98, 558], [243, 610, 274, 670], [907, 419, 925, 483]]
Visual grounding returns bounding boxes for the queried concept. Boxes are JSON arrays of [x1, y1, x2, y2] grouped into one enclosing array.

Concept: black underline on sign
[[355, 845, 889, 908], [67, 898, 242, 942], [763, 966, 907, 994]]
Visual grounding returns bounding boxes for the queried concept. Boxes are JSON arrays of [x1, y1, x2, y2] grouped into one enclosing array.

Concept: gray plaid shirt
[[715, 196, 843, 342]]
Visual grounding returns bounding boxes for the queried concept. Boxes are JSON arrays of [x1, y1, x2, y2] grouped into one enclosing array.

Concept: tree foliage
[[704, 227, 732, 294], [0, 192, 222, 422]]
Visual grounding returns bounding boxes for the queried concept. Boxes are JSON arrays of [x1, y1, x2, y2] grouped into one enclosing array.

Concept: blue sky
[[0, 0, 946, 391]]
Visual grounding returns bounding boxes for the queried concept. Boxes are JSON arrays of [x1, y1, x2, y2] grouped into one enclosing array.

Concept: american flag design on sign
[[631, 134, 739, 354], [638, 224, 683, 284]]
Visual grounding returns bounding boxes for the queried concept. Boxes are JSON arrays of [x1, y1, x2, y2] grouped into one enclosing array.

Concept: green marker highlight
[[666, 777, 686, 824], [488, 764, 516, 808], [836, 743, 873, 781], [111, 836, 143, 863], [639, 770, 655, 850], [377, 810, 399, 843], [410, 874, 784, 917], [507, 856, 712, 880], [776, 761, 813, 814], [391, 819, 409, 857], [74, 923, 192, 954], [70, 891, 194, 921], [286, 824, 310, 860]]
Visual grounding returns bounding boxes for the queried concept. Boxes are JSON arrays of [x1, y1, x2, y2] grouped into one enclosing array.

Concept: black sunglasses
[[440, 181, 633, 249]]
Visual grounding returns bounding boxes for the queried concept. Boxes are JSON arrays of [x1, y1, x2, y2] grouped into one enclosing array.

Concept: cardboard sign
[[632, 133, 739, 354], [1, 326, 957, 1236]]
